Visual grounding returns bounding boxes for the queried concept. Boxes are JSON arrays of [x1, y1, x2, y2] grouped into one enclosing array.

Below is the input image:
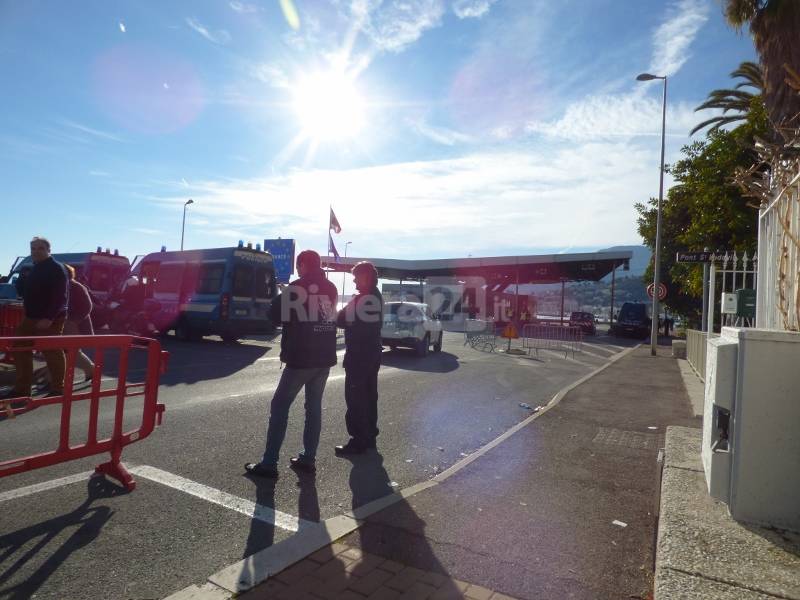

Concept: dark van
[[136, 244, 278, 342], [613, 302, 651, 338]]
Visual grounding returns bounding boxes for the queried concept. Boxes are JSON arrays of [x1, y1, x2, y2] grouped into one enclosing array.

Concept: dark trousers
[[344, 356, 380, 447], [12, 317, 66, 395]]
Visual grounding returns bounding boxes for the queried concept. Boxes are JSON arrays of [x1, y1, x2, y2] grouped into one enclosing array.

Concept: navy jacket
[[21, 257, 69, 320], [269, 269, 338, 368], [337, 287, 383, 368]]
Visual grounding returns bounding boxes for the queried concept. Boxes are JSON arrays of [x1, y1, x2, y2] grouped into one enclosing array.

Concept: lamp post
[[342, 241, 352, 301], [637, 72, 667, 357], [181, 199, 194, 251]]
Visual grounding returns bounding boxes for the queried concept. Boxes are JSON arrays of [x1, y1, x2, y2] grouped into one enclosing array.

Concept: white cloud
[[119, 22, 126, 33], [649, 0, 709, 77], [229, 1, 260, 14], [352, 0, 446, 53], [408, 118, 472, 146], [526, 94, 700, 140], [60, 119, 125, 143], [89, 170, 111, 177], [133, 228, 164, 236], [452, 0, 497, 19], [252, 63, 291, 88], [148, 142, 662, 256], [186, 17, 231, 45]]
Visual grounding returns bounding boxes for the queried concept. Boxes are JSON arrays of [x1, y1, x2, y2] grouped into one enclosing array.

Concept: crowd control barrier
[[464, 319, 497, 352], [522, 324, 583, 358], [0, 302, 24, 364], [0, 334, 168, 491]]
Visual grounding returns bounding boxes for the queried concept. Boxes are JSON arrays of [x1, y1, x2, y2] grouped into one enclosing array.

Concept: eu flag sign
[[263, 239, 296, 283]]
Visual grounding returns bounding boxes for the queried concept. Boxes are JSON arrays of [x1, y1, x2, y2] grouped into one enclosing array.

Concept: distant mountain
[[598, 245, 651, 279]]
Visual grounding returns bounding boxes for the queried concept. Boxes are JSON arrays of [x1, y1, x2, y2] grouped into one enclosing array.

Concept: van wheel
[[416, 334, 430, 357], [432, 333, 442, 353]]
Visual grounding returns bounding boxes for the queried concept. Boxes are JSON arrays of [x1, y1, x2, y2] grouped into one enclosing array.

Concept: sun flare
[[291, 70, 366, 141]]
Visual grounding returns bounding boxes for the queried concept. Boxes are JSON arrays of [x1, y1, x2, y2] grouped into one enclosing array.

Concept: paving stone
[[348, 568, 394, 596], [315, 557, 355, 582], [275, 559, 323, 585], [278, 577, 328, 600], [340, 547, 365, 561], [335, 591, 366, 600], [367, 587, 402, 600], [239, 578, 289, 599], [489, 594, 517, 600], [398, 581, 437, 600], [309, 543, 350, 564], [312, 576, 361, 600], [419, 571, 449, 589], [385, 567, 426, 592], [345, 554, 386, 577], [378, 560, 405, 574], [430, 587, 465, 600], [464, 585, 493, 600]]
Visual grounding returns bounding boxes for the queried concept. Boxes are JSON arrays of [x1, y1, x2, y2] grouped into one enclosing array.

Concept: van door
[[230, 263, 255, 321], [254, 265, 276, 320]]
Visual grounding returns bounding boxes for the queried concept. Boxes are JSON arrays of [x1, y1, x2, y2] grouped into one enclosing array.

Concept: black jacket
[[21, 257, 69, 320], [269, 269, 338, 368], [337, 287, 383, 368]]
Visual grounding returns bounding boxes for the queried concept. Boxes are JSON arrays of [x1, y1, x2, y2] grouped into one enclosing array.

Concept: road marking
[[0, 470, 95, 503], [128, 465, 312, 533], [257, 349, 347, 363]]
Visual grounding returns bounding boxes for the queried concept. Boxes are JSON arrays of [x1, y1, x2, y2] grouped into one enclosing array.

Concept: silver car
[[381, 301, 443, 357]]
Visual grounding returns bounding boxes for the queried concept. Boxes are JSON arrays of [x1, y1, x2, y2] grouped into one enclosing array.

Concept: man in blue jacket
[[246, 250, 338, 478], [2, 236, 69, 400]]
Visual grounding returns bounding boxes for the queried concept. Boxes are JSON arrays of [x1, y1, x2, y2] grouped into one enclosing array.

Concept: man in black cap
[[245, 249, 338, 477], [335, 261, 383, 455]]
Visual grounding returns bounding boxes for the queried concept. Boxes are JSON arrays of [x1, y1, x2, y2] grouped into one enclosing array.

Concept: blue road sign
[[264, 238, 296, 283]]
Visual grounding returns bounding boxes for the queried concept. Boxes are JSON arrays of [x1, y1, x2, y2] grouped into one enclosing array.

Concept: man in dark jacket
[[246, 250, 338, 477], [2, 236, 69, 399], [334, 261, 383, 455]]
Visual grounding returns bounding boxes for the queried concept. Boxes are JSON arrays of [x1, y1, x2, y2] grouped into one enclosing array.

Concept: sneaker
[[244, 462, 279, 478], [289, 456, 316, 473], [334, 441, 366, 456]]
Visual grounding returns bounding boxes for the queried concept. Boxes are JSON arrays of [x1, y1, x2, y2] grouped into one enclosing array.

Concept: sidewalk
[[170, 344, 699, 600]]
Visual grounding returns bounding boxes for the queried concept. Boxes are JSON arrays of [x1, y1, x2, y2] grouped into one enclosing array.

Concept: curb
[[165, 343, 642, 599]]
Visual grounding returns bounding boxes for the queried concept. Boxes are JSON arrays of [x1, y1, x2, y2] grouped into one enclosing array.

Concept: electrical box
[[720, 292, 738, 314], [736, 288, 756, 319], [703, 327, 800, 532]]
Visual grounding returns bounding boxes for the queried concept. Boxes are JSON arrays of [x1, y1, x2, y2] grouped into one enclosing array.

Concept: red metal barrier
[[0, 334, 168, 491], [0, 302, 24, 364]]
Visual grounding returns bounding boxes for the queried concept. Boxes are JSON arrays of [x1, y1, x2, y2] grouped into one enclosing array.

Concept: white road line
[[538, 349, 598, 368], [584, 341, 626, 352], [128, 465, 312, 533], [579, 347, 616, 360], [0, 470, 94, 503], [257, 349, 347, 363]]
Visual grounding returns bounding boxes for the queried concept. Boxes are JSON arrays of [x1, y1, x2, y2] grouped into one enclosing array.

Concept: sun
[[291, 70, 366, 141]]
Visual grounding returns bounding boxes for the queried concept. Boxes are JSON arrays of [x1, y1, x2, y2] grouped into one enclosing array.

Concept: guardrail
[[0, 334, 168, 491], [463, 319, 497, 352], [522, 324, 583, 358], [686, 329, 708, 382]]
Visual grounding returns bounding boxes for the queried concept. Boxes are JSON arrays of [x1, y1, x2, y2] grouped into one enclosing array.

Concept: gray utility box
[[703, 327, 800, 532]]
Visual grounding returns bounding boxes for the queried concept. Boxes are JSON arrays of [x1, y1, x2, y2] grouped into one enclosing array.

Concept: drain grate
[[592, 427, 664, 451]]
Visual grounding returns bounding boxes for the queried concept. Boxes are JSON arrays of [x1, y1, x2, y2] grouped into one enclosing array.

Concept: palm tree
[[691, 61, 763, 135], [723, 0, 800, 125]]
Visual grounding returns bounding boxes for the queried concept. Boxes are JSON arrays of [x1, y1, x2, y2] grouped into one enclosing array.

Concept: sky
[[0, 0, 757, 286]]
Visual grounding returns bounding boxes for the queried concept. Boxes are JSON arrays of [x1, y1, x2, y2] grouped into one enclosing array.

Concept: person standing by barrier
[[63, 264, 95, 381], [1, 237, 69, 400], [246, 250, 338, 478], [335, 261, 383, 455]]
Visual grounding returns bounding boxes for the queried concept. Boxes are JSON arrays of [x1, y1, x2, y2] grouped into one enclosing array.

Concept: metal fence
[[757, 165, 800, 331], [707, 251, 757, 331], [521, 324, 583, 358], [686, 329, 708, 381], [464, 319, 497, 352]]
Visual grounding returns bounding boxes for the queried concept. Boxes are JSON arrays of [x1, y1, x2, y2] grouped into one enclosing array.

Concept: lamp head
[[185, 199, 194, 206], [636, 73, 660, 81]]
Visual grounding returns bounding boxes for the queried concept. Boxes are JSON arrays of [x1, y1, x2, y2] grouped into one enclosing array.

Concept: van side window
[[232, 264, 254, 297], [196, 264, 224, 294], [255, 266, 274, 299], [141, 263, 159, 297], [155, 263, 184, 294]]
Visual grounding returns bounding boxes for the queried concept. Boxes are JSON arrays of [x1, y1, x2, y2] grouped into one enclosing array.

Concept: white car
[[381, 301, 443, 357]]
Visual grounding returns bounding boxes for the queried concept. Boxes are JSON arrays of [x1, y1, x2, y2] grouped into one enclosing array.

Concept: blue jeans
[[261, 366, 330, 466]]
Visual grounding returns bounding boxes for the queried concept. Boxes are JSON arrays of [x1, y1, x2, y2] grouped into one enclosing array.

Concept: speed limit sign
[[647, 282, 667, 300]]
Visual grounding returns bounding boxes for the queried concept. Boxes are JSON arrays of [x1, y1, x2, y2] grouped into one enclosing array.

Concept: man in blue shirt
[[2, 236, 69, 400]]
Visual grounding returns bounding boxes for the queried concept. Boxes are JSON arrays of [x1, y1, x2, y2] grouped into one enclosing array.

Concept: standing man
[[246, 250, 338, 478], [335, 261, 383, 455], [2, 237, 69, 400]]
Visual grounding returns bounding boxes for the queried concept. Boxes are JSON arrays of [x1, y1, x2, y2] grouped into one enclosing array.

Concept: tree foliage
[[691, 61, 764, 135], [635, 102, 770, 325]]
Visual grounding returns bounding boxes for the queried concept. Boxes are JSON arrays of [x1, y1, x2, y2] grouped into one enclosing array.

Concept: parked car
[[381, 301, 443, 357], [612, 302, 651, 338], [569, 311, 596, 335]]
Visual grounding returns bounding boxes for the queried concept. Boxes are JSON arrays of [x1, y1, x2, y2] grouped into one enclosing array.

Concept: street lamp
[[637, 72, 667, 357], [181, 199, 194, 251], [342, 241, 352, 300]]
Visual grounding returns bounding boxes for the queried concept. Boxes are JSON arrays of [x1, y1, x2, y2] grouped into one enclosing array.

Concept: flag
[[328, 233, 340, 262], [329, 207, 341, 234]]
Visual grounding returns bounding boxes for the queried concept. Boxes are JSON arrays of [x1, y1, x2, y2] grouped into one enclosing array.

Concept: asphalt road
[[0, 328, 639, 600]]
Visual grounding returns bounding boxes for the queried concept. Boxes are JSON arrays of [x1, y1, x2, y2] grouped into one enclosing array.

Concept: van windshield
[[619, 304, 647, 321]]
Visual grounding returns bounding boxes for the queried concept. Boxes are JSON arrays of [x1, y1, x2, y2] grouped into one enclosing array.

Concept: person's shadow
[[345, 452, 463, 595], [0, 476, 123, 600]]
